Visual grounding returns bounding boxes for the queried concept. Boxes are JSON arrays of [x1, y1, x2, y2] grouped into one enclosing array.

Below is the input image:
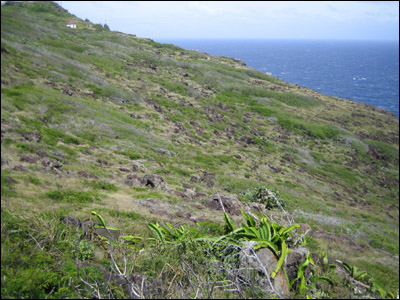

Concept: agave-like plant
[[289, 251, 334, 297], [342, 262, 367, 281], [221, 209, 299, 278], [147, 221, 213, 245], [91, 210, 120, 230]]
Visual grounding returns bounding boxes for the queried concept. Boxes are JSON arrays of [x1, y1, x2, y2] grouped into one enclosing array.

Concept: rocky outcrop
[[143, 174, 167, 189], [41, 157, 63, 170], [238, 241, 290, 298], [20, 154, 39, 163], [77, 170, 98, 179], [285, 246, 310, 284], [125, 173, 168, 190], [205, 192, 243, 215]]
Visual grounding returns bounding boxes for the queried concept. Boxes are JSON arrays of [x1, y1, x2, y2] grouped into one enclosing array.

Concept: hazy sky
[[56, 1, 399, 41]]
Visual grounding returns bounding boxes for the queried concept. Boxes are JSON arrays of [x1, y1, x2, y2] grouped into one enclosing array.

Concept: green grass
[[45, 189, 99, 204], [1, 1, 398, 297], [278, 117, 341, 139]]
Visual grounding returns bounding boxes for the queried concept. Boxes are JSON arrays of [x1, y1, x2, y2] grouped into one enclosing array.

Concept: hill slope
[[1, 2, 399, 298]]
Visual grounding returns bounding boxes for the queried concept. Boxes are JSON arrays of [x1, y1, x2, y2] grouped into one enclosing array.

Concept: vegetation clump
[[1, 1, 398, 298]]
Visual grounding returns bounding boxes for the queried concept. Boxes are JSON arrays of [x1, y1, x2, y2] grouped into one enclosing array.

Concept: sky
[[55, 1, 399, 41]]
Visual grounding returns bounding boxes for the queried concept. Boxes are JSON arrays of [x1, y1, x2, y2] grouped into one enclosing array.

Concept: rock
[[238, 241, 290, 298], [41, 158, 62, 169], [36, 150, 48, 158], [285, 246, 309, 284], [125, 173, 146, 187], [153, 103, 163, 113], [200, 171, 216, 187], [269, 166, 282, 173], [1, 157, 9, 167], [205, 193, 243, 215], [97, 159, 112, 166], [119, 167, 130, 172], [20, 154, 39, 163], [12, 165, 27, 171], [249, 202, 268, 214], [190, 175, 200, 183], [21, 131, 41, 142], [132, 162, 146, 172], [172, 190, 187, 198], [239, 135, 255, 145], [63, 215, 81, 227], [143, 174, 167, 189], [51, 151, 65, 160], [193, 192, 208, 200], [1, 46, 9, 54], [52, 160, 63, 169], [77, 170, 97, 179], [5, 176, 17, 184], [93, 246, 106, 260], [185, 188, 196, 199], [94, 227, 120, 242], [125, 173, 168, 190], [62, 88, 73, 96], [156, 148, 172, 156]]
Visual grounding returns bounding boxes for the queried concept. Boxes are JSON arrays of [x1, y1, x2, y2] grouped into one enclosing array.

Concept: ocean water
[[159, 39, 399, 119]]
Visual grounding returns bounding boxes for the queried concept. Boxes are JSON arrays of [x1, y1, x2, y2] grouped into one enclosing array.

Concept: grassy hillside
[[1, 2, 398, 298]]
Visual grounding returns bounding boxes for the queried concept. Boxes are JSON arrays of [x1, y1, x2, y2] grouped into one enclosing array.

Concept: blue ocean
[[159, 39, 399, 119]]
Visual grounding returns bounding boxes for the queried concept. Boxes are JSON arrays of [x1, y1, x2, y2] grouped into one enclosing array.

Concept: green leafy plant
[[220, 209, 299, 278], [342, 262, 367, 281], [240, 187, 286, 210], [78, 240, 94, 261], [147, 221, 209, 245], [370, 280, 398, 299]]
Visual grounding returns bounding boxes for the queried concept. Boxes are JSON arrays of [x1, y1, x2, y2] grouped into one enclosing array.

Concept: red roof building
[[66, 22, 76, 29]]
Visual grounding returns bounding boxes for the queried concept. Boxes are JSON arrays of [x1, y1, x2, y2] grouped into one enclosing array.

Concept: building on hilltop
[[66, 22, 76, 29]]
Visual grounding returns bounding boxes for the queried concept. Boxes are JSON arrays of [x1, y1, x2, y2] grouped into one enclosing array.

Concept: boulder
[[190, 175, 200, 183], [41, 158, 62, 169], [1, 157, 8, 167], [21, 131, 41, 142], [125, 173, 146, 187], [5, 176, 17, 184], [193, 192, 208, 200], [200, 171, 216, 187], [12, 165, 27, 171], [20, 154, 39, 163], [205, 193, 243, 215], [94, 227, 120, 242], [143, 174, 167, 189], [77, 170, 97, 179], [36, 150, 48, 158], [285, 246, 309, 284], [63, 215, 81, 227], [238, 241, 290, 298], [239, 135, 256, 145], [125, 173, 167, 190], [132, 162, 146, 173]]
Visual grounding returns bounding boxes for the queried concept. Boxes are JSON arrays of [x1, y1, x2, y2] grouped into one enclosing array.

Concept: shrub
[[240, 186, 286, 209], [78, 240, 95, 261]]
